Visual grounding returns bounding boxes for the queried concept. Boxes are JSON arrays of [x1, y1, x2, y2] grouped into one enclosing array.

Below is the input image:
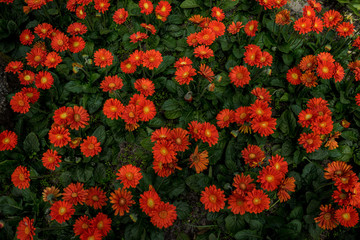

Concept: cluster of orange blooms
[[297, 97, 339, 153], [200, 146, 295, 214], [216, 87, 276, 137], [315, 161, 360, 229]]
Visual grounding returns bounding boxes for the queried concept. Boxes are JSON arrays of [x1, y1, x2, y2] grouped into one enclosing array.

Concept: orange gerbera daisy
[[286, 67, 302, 85], [19, 29, 35, 45], [228, 191, 247, 215], [42, 186, 61, 204], [100, 75, 123, 92], [311, 115, 333, 135], [294, 17, 312, 34], [26, 47, 46, 68], [251, 116, 277, 137], [277, 177, 296, 202], [51, 32, 69, 52], [142, 49, 163, 70], [18, 70, 35, 86], [275, 10, 290, 25], [229, 65, 251, 87], [314, 204, 338, 230], [356, 93, 360, 106], [110, 187, 135, 216], [200, 185, 226, 212], [189, 145, 208, 173], [76, 5, 86, 19], [48, 126, 70, 147], [216, 109, 234, 128], [151, 127, 171, 142], [186, 33, 198, 47], [228, 21, 244, 34], [137, 99, 156, 122], [69, 137, 82, 149], [234, 106, 250, 125], [249, 99, 272, 119], [188, 120, 202, 141], [141, 23, 157, 34], [208, 20, 225, 37], [150, 202, 177, 229], [67, 22, 87, 36], [303, 6, 316, 19], [44, 51, 62, 68], [5, 61, 23, 74], [244, 20, 259, 37], [50, 200, 75, 224], [85, 186, 108, 209], [211, 6, 224, 21], [198, 64, 214, 82], [35, 71, 54, 90], [11, 165, 30, 189], [90, 213, 112, 237], [139, 188, 161, 215], [334, 62, 345, 82], [257, 166, 282, 191], [128, 50, 144, 66], [300, 55, 316, 71], [194, 45, 214, 59], [255, 51, 273, 68], [241, 144, 265, 167], [233, 173, 255, 194], [69, 36, 85, 53], [170, 128, 190, 152], [120, 59, 137, 74], [153, 158, 179, 177], [245, 189, 270, 214], [34, 23, 53, 39], [103, 98, 124, 120], [62, 182, 87, 205], [139, 0, 153, 15], [20, 87, 39, 104], [42, 149, 61, 170], [134, 78, 155, 96], [73, 216, 90, 236], [196, 28, 216, 46], [0, 130, 18, 151], [121, 104, 139, 124], [153, 140, 176, 163], [335, 206, 359, 227], [337, 22, 354, 37], [10, 92, 30, 114], [53, 106, 73, 126], [129, 32, 148, 43], [175, 65, 197, 85], [16, 217, 35, 240], [79, 229, 102, 240], [317, 61, 335, 79], [94, 0, 110, 13], [189, 14, 205, 24], [94, 49, 113, 68], [312, 17, 324, 33], [269, 155, 288, 176], [334, 171, 359, 192], [298, 109, 315, 128], [199, 122, 219, 147], [251, 87, 272, 103], [323, 10, 343, 28], [80, 136, 101, 157], [298, 132, 322, 153], [155, 0, 172, 18], [113, 8, 128, 24], [300, 70, 318, 88], [68, 106, 89, 130], [244, 44, 261, 66], [308, 0, 322, 12], [116, 164, 143, 188]]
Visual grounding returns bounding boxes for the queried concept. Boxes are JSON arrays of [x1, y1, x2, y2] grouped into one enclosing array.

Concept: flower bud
[[208, 83, 215, 91], [184, 91, 193, 102], [324, 45, 331, 51], [341, 119, 350, 128]]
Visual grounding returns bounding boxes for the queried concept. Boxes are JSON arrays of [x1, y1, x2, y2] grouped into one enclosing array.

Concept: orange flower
[[150, 202, 177, 229], [198, 64, 214, 82], [50, 200, 75, 224], [134, 78, 155, 96], [303, 6, 316, 19], [26, 47, 46, 68], [155, 0, 171, 18], [86, 186, 108, 209], [196, 28, 216, 46], [10, 92, 30, 114], [251, 116, 277, 136], [94, 0, 110, 13], [73, 215, 90, 236], [300, 70, 318, 88], [69, 106, 89, 130], [308, 0, 322, 12], [334, 171, 359, 192], [110, 188, 135, 216], [189, 15, 204, 24], [79, 229, 102, 240], [249, 99, 272, 119], [244, 20, 259, 37], [227, 21, 244, 34], [113, 8, 128, 24], [189, 145, 208, 173], [67, 22, 87, 36], [139, 0, 153, 15], [255, 51, 273, 68], [18, 70, 35, 85], [116, 164, 143, 188], [137, 99, 156, 122], [194, 45, 214, 59], [241, 144, 265, 167], [245, 189, 270, 214], [188, 120, 202, 141], [334, 62, 345, 82], [42, 149, 61, 170], [234, 106, 250, 125], [76, 6, 86, 19], [142, 49, 163, 70], [269, 155, 288, 176], [35, 71, 54, 90], [199, 122, 219, 147], [94, 49, 114, 68], [103, 98, 124, 120], [153, 158, 179, 177], [151, 127, 171, 142], [62, 182, 88, 205], [316, 61, 335, 79], [227, 191, 247, 215], [323, 10, 342, 28], [294, 17, 312, 34], [69, 36, 85, 53], [186, 33, 198, 47], [153, 140, 176, 163], [48, 126, 70, 147], [312, 17, 324, 33], [251, 87, 271, 103], [298, 132, 322, 153], [0, 130, 17, 151], [286, 67, 302, 85], [257, 166, 282, 191], [34, 23, 53, 39], [356, 93, 360, 106], [337, 22, 354, 37], [211, 6, 224, 21], [208, 20, 225, 37], [277, 177, 296, 202], [244, 44, 261, 66], [80, 136, 102, 157], [130, 32, 148, 43], [200, 185, 226, 212], [139, 188, 161, 215], [324, 161, 352, 180], [51, 32, 69, 52], [100, 75, 124, 92], [170, 128, 190, 152], [311, 115, 333, 135], [314, 204, 338, 230], [19, 29, 35, 45], [121, 59, 137, 74], [20, 87, 39, 104], [216, 109, 234, 128], [121, 104, 139, 124], [11, 165, 30, 189], [229, 65, 251, 87], [69, 137, 82, 149], [5, 61, 23, 74], [299, 55, 316, 71], [90, 213, 112, 237], [129, 50, 144, 66], [53, 106, 73, 126], [175, 65, 197, 85], [16, 217, 35, 240], [141, 23, 156, 34], [44, 52, 62, 68], [275, 10, 290, 25], [335, 206, 359, 227], [233, 173, 255, 194]]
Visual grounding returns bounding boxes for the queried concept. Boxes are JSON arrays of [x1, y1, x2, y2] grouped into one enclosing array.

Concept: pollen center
[[119, 197, 126, 206], [159, 210, 168, 219], [160, 147, 168, 156], [71, 192, 78, 198], [58, 207, 67, 215], [209, 195, 217, 203], [342, 213, 350, 221], [253, 197, 261, 205], [126, 172, 134, 180], [147, 198, 155, 208]]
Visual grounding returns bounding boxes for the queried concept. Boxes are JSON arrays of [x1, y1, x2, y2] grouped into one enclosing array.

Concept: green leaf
[[234, 230, 261, 240], [225, 215, 245, 233], [308, 149, 329, 160], [23, 132, 40, 153], [140, 137, 153, 152], [341, 130, 359, 141], [185, 173, 210, 192], [282, 54, 294, 66], [94, 163, 107, 183], [279, 43, 290, 53], [173, 201, 191, 220], [162, 99, 180, 111], [92, 125, 106, 144], [287, 220, 302, 233], [148, 117, 165, 128], [154, 56, 175, 75], [87, 94, 103, 114], [180, 0, 200, 8], [164, 110, 182, 119], [222, 0, 240, 10], [60, 171, 72, 187], [289, 206, 303, 219], [76, 165, 94, 182], [65, 81, 83, 93], [0, 196, 23, 215], [48, 8, 58, 15]]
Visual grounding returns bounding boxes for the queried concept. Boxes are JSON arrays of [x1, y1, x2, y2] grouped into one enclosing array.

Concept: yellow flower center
[[249, 153, 256, 159], [126, 172, 134, 180], [159, 210, 168, 219], [160, 147, 168, 156], [41, 77, 48, 84], [128, 111, 135, 118], [25, 226, 30, 235], [24, 75, 31, 81], [236, 73, 243, 79], [3, 137, 10, 144], [209, 195, 217, 203], [73, 42, 79, 47], [74, 114, 81, 122], [97, 221, 104, 229], [119, 197, 126, 206], [144, 3, 149, 9], [110, 106, 117, 112], [175, 138, 182, 145], [239, 183, 246, 190], [60, 112, 68, 119], [18, 100, 25, 107], [342, 213, 350, 221], [92, 195, 99, 201], [205, 129, 211, 137], [252, 197, 261, 205], [147, 198, 155, 208], [143, 106, 150, 114], [88, 143, 94, 150], [19, 173, 25, 181], [57, 39, 63, 46], [266, 175, 274, 182], [34, 56, 41, 62], [58, 206, 67, 215], [71, 192, 78, 198]]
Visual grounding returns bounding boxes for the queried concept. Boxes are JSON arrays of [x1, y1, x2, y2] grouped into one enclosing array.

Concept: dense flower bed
[[1, 0, 360, 239]]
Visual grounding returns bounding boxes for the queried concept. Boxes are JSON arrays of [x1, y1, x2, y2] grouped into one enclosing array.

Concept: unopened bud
[[0, 220, 4, 229], [325, 45, 331, 51], [215, 75, 222, 82], [184, 91, 193, 102], [341, 119, 350, 128], [208, 83, 215, 91]]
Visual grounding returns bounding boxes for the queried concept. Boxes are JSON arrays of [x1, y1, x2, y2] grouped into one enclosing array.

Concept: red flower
[[227, 191, 247, 215], [286, 67, 302, 85], [251, 116, 277, 137], [16, 217, 35, 240], [199, 122, 219, 147], [134, 78, 155, 96], [200, 185, 226, 212], [103, 98, 124, 120], [312, 17, 324, 33], [150, 202, 177, 229], [189, 145, 208, 173], [120, 59, 137, 74], [100, 75, 124, 92], [335, 206, 359, 227], [50, 200, 75, 224], [137, 99, 156, 122], [216, 109, 234, 128], [251, 87, 271, 103], [94, 0, 110, 13], [241, 144, 265, 167], [300, 55, 316, 71], [249, 99, 272, 119], [208, 20, 225, 37], [10, 92, 30, 114], [34, 23, 53, 39], [18, 70, 35, 85], [67, 22, 87, 36], [244, 20, 259, 37], [316, 61, 335, 79], [110, 188, 135, 216], [151, 127, 171, 142], [196, 28, 216, 46], [130, 32, 148, 43], [323, 10, 343, 28], [51, 32, 69, 52], [303, 6, 316, 19], [90, 212, 112, 237], [116, 164, 143, 188], [53, 106, 73, 126], [0, 130, 17, 151], [228, 21, 244, 34], [229, 65, 251, 87], [80, 136, 102, 157], [311, 115, 333, 135], [44, 52, 62, 68], [121, 104, 139, 124], [11, 166, 30, 189], [113, 8, 128, 25], [5, 61, 23, 74], [35, 71, 54, 90], [21, 87, 39, 104], [26, 47, 46, 68], [244, 44, 261, 66], [69, 36, 86, 53], [48, 127, 70, 147], [337, 22, 354, 37], [42, 149, 61, 170], [86, 186, 108, 209], [298, 132, 322, 153], [155, 1, 171, 18], [139, 189, 161, 215], [19, 29, 34, 45], [269, 155, 288, 176], [186, 33, 198, 47], [153, 140, 176, 163], [255, 51, 273, 68], [141, 23, 156, 34], [139, 0, 153, 15], [245, 189, 270, 214], [129, 50, 144, 66], [73, 216, 90, 236], [170, 128, 190, 152], [76, 6, 86, 19], [63, 182, 87, 205], [188, 120, 202, 141], [194, 45, 214, 59], [175, 65, 197, 85], [233, 173, 255, 194], [211, 7, 225, 21], [257, 166, 282, 191], [314, 204, 338, 230], [356, 93, 360, 107], [94, 49, 114, 68], [68, 106, 89, 130], [294, 17, 312, 34], [142, 49, 163, 70], [234, 106, 251, 125], [308, 0, 322, 12], [277, 177, 296, 202], [334, 62, 345, 82]]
